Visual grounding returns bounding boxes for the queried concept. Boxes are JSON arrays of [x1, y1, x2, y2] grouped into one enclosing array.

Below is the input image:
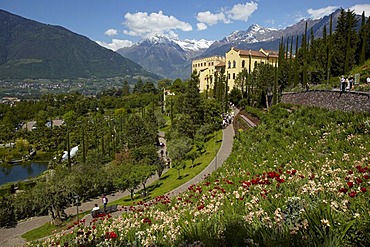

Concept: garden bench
[[91, 204, 119, 218]]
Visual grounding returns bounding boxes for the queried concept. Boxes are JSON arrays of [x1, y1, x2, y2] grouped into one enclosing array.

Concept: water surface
[[0, 162, 48, 186]]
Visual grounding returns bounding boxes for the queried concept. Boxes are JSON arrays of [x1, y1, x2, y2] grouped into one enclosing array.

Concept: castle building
[[191, 56, 225, 93], [192, 47, 279, 92]]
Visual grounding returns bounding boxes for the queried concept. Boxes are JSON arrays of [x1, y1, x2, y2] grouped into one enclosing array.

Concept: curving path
[[0, 109, 238, 247]]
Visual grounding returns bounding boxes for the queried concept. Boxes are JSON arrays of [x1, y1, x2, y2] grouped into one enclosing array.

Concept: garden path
[[0, 110, 238, 247]]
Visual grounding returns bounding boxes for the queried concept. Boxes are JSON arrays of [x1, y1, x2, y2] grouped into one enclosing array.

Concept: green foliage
[[0, 195, 17, 228], [123, 114, 156, 148], [167, 136, 192, 178]]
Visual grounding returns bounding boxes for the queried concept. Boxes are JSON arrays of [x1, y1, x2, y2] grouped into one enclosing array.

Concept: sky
[[1, 0, 370, 51]]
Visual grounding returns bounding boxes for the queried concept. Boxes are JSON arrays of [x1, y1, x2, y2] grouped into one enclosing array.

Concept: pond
[[0, 162, 48, 186]]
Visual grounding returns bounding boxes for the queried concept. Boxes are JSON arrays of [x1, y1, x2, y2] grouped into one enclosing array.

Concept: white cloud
[[350, 4, 370, 16], [104, 28, 118, 36], [227, 2, 258, 21], [196, 11, 226, 26], [195, 1, 258, 30], [96, 39, 133, 51], [307, 6, 339, 19], [197, 22, 208, 31], [123, 10, 192, 38]]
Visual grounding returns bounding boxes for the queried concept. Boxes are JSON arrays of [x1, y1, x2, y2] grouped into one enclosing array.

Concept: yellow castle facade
[[192, 47, 279, 92]]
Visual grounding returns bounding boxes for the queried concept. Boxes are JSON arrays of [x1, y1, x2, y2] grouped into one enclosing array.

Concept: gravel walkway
[[0, 112, 238, 247]]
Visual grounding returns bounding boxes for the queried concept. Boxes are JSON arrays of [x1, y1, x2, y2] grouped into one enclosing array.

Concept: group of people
[[340, 75, 355, 92], [91, 194, 108, 216], [222, 111, 234, 128]]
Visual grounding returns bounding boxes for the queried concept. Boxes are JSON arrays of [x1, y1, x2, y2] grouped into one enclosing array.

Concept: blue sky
[[1, 0, 370, 50]]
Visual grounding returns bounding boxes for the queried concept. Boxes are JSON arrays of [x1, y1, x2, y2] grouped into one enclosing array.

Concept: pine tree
[[332, 9, 359, 76]]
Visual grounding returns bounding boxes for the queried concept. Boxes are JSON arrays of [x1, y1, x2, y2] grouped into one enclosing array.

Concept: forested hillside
[[0, 10, 160, 80]]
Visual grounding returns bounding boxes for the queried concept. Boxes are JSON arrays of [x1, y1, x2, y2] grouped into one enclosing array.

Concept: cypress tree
[[273, 63, 278, 105], [359, 11, 367, 65], [294, 35, 299, 87], [366, 16, 370, 60], [303, 22, 308, 86], [248, 53, 252, 105], [286, 36, 290, 60], [67, 129, 71, 169], [327, 14, 333, 84], [289, 36, 293, 86]]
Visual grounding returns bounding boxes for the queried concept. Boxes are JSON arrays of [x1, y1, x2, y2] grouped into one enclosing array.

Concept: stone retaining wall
[[281, 90, 370, 112]]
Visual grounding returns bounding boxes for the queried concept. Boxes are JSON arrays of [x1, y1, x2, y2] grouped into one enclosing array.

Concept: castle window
[[242, 60, 245, 68], [228, 61, 231, 69], [233, 60, 236, 68], [233, 73, 235, 79]]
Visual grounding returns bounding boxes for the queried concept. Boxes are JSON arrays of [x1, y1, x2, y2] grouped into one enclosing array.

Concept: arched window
[[228, 61, 231, 69], [242, 60, 245, 68], [233, 60, 236, 68]]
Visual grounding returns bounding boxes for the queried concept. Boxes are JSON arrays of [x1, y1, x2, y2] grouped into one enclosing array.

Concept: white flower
[[321, 219, 330, 227]]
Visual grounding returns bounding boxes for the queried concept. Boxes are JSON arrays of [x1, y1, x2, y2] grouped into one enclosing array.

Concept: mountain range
[[117, 9, 343, 80], [0, 9, 160, 81], [0, 8, 348, 83]]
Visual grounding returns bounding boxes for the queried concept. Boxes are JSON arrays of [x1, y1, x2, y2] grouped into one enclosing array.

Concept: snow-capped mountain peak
[[139, 34, 174, 45], [136, 34, 213, 51], [175, 38, 214, 51], [224, 24, 279, 44]]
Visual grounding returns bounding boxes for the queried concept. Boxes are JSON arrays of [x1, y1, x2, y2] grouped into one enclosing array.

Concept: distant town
[[0, 77, 136, 99]]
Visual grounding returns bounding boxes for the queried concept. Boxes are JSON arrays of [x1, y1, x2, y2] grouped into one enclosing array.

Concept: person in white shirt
[[91, 204, 100, 216]]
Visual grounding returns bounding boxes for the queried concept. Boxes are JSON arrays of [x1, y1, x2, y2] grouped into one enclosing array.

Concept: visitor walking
[[102, 194, 108, 212], [340, 76, 346, 93]]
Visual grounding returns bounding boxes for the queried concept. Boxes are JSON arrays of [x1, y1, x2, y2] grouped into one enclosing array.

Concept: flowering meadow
[[28, 104, 370, 246]]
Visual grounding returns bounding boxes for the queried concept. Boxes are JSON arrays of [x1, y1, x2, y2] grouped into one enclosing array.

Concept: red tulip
[[339, 188, 348, 193], [348, 191, 357, 198]]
